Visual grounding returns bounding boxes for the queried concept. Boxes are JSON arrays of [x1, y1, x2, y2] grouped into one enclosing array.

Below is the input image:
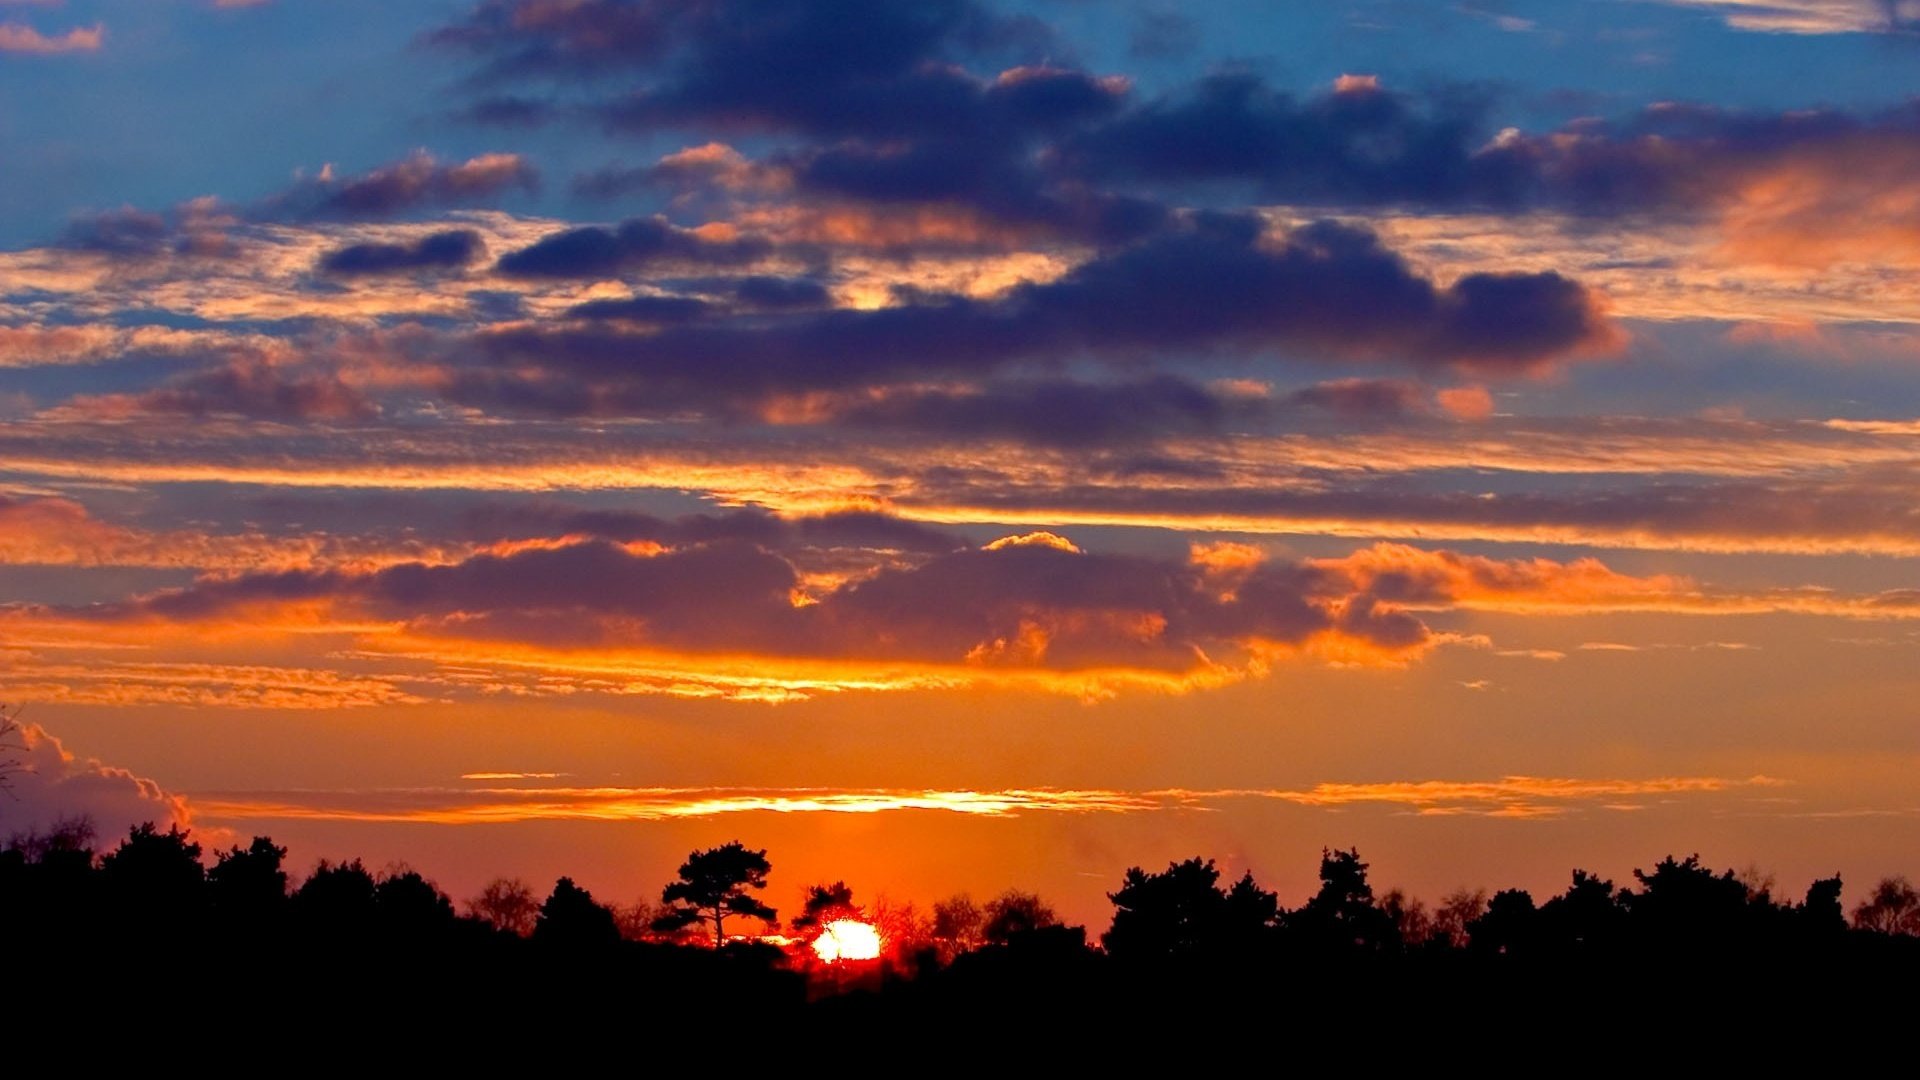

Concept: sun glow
[[811, 920, 882, 963]]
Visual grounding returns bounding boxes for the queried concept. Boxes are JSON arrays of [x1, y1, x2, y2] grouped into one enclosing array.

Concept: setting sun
[[811, 920, 882, 963]]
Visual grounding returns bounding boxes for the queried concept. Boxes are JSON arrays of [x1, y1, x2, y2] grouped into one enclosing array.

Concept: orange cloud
[[188, 773, 1780, 826], [15, 529, 1920, 705], [0, 649, 430, 709], [1716, 136, 1920, 269], [0, 22, 102, 55], [1435, 385, 1495, 420], [0, 494, 465, 572]]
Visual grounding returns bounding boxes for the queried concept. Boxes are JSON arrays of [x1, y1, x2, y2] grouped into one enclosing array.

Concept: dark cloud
[[103, 533, 1433, 670], [732, 276, 830, 310], [566, 293, 713, 323], [828, 377, 1267, 447], [457, 505, 962, 555], [1065, 73, 1518, 208], [80, 363, 376, 423], [58, 207, 172, 256], [437, 1, 1158, 245], [317, 229, 485, 276], [775, 136, 1166, 246], [447, 213, 1615, 420], [494, 215, 772, 277], [269, 151, 539, 222], [57, 202, 235, 260], [434, 0, 1920, 235], [1071, 76, 1920, 219], [435, 0, 1066, 139]]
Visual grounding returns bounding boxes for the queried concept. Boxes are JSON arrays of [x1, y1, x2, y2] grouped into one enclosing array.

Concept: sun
[[811, 919, 882, 963]]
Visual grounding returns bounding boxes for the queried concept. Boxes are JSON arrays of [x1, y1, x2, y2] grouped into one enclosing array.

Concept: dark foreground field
[[8, 824, 1917, 1059]]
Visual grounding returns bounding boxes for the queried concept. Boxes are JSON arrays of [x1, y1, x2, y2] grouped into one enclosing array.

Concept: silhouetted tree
[[1224, 870, 1280, 946], [1287, 847, 1397, 952], [792, 880, 859, 933], [1381, 888, 1432, 947], [655, 842, 778, 946], [1537, 870, 1623, 951], [1103, 858, 1277, 961], [1105, 858, 1224, 959], [6, 815, 95, 864], [1626, 854, 1753, 948], [1430, 888, 1488, 949], [873, 896, 933, 962], [982, 889, 1057, 945], [9, 828, 1920, 1036], [207, 836, 289, 918], [534, 876, 620, 949], [932, 893, 984, 959], [99, 823, 204, 921], [1469, 889, 1538, 955], [294, 858, 378, 938], [374, 866, 457, 935], [1852, 877, 1920, 935], [1736, 863, 1778, 904], [1798, 876, 1847, 936], [468, 876, 539, 936]]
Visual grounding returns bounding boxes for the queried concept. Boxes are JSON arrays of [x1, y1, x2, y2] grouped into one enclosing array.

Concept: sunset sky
[[5, 0, 1920, 926]]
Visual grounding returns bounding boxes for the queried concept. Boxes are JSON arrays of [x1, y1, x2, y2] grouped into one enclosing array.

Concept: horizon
[[4, 0, 1920, 934]]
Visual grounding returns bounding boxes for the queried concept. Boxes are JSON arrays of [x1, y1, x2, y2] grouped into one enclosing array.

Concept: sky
[[3, 0, 1920, 927]]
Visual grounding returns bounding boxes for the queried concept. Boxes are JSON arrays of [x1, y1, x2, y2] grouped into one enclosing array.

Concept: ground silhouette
[[5, 823, 1916, 1055]]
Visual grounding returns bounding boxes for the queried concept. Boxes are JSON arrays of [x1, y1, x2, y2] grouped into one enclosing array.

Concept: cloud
[[70, 360, 376, 422], [58, 201, 236, 259], [1643, 0, 1918, 34], [56, 532, 1444, 697], [0, 655, 429, 710], [0, 21, 101, 55], [573, 141, 790, 200], [11, 477, 1920, 705], [565, 293, 713, 323], [318, 229, 485, 276], [187, 773, 1780, 825], [0, 325, 123, 367], [433, 0, 1070, 139], [896, 468, 1920, 556], [453, 503, 962, 558], [2, 722, 190, 840], [1284, 377, 1429, 419], [11, 411, 1920, 555], [427, 0, 1920, 268], [493, 215, 771, 277], [0, 494, 466, 573], [456, 214, 1617, 420], [1072, 76, 1920, 230], [434, 2, 1164, 246], [804, 376, 1271, 447], [42, 524, 1920, 703], [272, 151, 539, 221], [731, 275, 831, 309]]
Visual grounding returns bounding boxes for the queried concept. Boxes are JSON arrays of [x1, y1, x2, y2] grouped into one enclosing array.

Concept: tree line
[[6, 816, 1918, 1043], [9, 816, 1919, 957]]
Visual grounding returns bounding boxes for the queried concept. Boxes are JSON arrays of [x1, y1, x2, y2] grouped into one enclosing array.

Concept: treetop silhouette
[[792, 880, 859, 933], [654, 841, 778, 946]]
